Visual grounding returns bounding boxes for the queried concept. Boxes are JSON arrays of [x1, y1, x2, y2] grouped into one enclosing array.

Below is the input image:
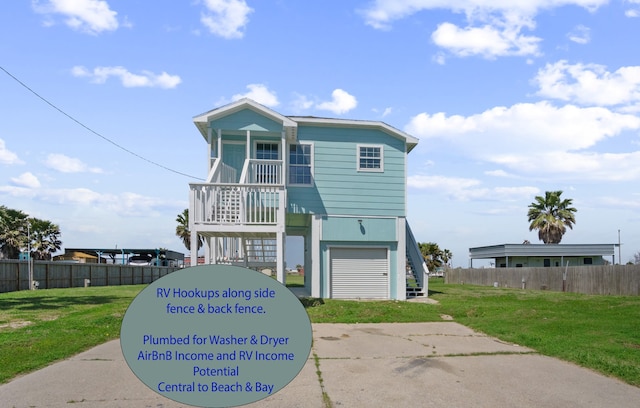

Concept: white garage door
[[330, 247, 389, 299]]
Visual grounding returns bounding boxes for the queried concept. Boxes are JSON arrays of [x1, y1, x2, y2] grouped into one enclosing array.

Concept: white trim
[[253, 140, 281, 160], [287, 142, 314, 187], [311, 215, 322, 298], [357, 144, 384, 172], [194, 98, 298, 141]]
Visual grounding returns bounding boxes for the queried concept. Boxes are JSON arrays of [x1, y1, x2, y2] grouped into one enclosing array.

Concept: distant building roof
[[58, 248, 185, 261], [469, 244, 617, 260]]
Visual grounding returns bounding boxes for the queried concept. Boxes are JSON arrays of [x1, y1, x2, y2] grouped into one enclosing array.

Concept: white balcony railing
[[208, 159, 238, 183], [243, 159, 283, 185], [190, 183, 285, 225]]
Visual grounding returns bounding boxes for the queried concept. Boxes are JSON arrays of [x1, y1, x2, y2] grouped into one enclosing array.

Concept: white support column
[[204, 237, 212, 265], [189, 189, 198, 267], [190, 230, 198, 266], [304, 229, 311, 292], [246, 130, 251, 161], [281, 130, 286, 185], [242, 238, 249, 267], [397, 218, 407, 301], [217, 129, 222, 161], [207, 126, 213, 173], [311, 215, 322, 298], [276, 231, 285, 283], [212, 237, 218, 264]]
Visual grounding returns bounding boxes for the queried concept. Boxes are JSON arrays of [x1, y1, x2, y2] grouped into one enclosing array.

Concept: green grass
[[0, 285, 143, 384], [1, 280, 639, 388], [284, 273, 305, 287]]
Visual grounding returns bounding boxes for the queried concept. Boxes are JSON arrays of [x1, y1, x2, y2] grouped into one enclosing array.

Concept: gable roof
[[193, 98, 298, 140], [288, 116, 419, 152], [193, 98, 419, 152]]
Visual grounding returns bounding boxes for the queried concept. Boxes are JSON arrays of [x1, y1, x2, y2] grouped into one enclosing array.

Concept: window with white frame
[[289, 143, 313, 185], [358, 144, 383, 172], [256, 142, 279, 160], [255, 142, 279, 184]]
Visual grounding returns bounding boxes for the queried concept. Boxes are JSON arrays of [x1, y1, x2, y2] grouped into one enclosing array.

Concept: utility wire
[[0, 65, 204, 181]]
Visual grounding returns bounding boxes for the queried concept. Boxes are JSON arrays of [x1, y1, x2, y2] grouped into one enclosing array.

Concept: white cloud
[[359, 0, 607, 59], [567, 24, 591, 44], [0, 139, 23, 165], [71, 66, 182, 89], [10, 172, 41, 189], [316, 89, 358, 115], [360, 1, 607, 29], [45, 153, 103, 174], [32, 0, 119, 34], [485, 169, 513, 177], [406, 102, 640, 180], [511, 151, 640, 181], [200, 0, 253, 39], [534, 60, 640, 106], [290, 94, 315, 113], [0, 184, 183, 217], [431, 20, 541, 58], [625, 0, 640, 17], [232, 84, 279, 107], [408, 174, 539, 201]]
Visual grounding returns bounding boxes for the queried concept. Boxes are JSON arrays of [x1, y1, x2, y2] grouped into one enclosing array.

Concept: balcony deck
[[189, 183, 286, 234]]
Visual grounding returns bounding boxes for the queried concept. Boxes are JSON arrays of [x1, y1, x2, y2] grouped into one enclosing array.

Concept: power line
[[0, 65, 204, 181]]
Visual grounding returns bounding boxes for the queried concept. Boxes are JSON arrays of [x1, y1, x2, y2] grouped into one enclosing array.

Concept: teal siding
[[322, 216, 397, 242], [210, 109, 283, 133], [288, 126, 407, 217]]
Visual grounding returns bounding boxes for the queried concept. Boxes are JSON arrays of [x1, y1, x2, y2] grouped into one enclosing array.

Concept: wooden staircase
[[244, 238, 277, 265]]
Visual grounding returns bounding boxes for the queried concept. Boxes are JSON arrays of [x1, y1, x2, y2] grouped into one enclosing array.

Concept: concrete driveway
[[1, 322, 638, 407]]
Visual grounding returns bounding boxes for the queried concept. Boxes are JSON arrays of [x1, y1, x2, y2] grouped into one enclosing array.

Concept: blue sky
[[1, 0, 639, 267]]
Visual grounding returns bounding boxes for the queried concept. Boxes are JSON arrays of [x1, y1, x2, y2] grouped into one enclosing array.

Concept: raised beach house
[[188, 99, 427, 300]]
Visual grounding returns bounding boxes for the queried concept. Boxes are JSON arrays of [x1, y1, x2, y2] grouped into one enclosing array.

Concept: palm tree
[[29, 218, 62, 260], [419, 242, 443, 271], [0, 206, 28, 259], [442, 249, 453, 268], [176, 209, 202, 251], [527, 190, 577, 244]]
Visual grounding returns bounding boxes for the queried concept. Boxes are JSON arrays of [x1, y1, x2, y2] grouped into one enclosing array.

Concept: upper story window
[[289, 143, 313, 186], [256, 142, 279, 160], [358, 144, 383, 172]]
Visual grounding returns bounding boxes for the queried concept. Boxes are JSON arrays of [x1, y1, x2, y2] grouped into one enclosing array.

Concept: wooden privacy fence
[[444, 264, 640, 296], [0, 260, 182, 293]]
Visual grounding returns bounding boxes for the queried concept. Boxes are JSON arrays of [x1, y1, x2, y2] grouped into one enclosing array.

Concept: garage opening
[[330, 247, 388, 299]]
